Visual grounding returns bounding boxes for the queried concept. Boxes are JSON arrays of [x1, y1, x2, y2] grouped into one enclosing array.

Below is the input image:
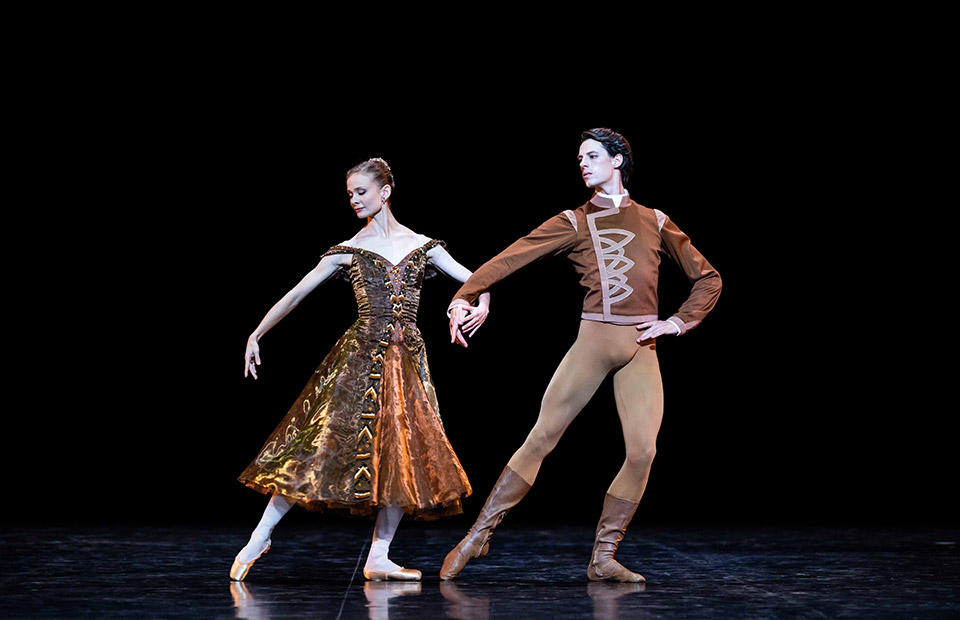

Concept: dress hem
[[238, 477, 469, 521]]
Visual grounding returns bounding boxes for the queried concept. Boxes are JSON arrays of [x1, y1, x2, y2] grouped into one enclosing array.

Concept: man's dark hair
[[581, 128, 633, 185]]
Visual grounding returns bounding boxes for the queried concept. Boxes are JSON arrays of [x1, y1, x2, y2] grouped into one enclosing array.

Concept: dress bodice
[[322, 239, 445, 326]]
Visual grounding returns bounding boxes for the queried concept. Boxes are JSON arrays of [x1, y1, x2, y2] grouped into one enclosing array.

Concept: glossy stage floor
[[2, 524, 958, 618]]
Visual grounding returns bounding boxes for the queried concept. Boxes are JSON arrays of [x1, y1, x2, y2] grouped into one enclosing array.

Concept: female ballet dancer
[[231, 157, 490, 582], [442, 128, 721, 582]]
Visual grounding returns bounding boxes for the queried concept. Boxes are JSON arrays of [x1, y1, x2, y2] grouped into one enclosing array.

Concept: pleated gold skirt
[[238, 319, 472, 519]]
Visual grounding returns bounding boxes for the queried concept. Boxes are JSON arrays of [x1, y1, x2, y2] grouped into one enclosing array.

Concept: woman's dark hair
[[346, 157, 396, 194], [580, 128, 633, 185]]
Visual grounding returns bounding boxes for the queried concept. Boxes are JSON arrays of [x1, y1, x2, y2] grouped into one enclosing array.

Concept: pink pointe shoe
[[363, 566, 422, 581], [229, 538, 271, 581]]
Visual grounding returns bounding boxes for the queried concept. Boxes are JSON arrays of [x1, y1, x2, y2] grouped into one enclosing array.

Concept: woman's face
[[346, 173, 390, 219], [578, 138, 623, 188]]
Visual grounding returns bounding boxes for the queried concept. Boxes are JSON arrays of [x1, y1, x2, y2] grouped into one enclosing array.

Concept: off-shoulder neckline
[[333, 239, 438, 268]]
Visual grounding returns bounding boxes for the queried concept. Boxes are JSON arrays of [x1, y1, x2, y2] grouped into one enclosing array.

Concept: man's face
[[578, 139, 622, 188]]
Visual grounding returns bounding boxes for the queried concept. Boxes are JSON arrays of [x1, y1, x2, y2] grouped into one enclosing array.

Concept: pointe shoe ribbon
[[363, 567, 423, 581], [440, 466, 531, 580], [587, 494, 645, 583], [229, 538, 271, 582]]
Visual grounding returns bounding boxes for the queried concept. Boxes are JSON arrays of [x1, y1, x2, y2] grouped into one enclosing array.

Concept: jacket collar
[[589, 190, 630, 209]]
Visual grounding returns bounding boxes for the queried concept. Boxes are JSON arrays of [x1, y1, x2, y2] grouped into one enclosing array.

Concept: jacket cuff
[[446, 298, 471, 318], [666, 316, 686, 336]]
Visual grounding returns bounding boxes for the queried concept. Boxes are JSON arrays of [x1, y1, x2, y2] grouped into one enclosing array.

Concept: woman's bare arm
[[427, 245, 490, 346], [244, 253, 350, 379]]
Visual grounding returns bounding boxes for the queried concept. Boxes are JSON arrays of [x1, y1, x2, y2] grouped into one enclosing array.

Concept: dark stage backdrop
[[14, 66, 951, 529]]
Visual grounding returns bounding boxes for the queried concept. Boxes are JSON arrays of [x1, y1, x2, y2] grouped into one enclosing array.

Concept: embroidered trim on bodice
[[320, 239, 444, 501]]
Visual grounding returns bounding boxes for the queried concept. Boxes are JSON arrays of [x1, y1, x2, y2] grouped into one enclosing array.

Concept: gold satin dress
[[238, 239, 472, 519]]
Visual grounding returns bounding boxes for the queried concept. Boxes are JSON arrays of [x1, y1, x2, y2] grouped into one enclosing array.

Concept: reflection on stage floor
[[2, 524, 958, 618]]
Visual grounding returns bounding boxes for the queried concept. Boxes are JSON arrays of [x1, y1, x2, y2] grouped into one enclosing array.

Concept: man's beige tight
[[506, 320, 664, 502]]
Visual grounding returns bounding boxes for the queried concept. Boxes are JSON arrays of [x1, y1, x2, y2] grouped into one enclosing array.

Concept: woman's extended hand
[[449, 305, 469, 348], [244, 334, 262, 379], [636, 320, 681, 342]]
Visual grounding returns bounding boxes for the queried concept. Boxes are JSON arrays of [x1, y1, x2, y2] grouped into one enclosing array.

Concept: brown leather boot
[[440, 466, 531, 580], [587, 494, 645, 583]]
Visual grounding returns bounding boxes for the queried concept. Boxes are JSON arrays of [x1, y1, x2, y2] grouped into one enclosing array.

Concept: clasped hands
[[448, 300, 489, 348]]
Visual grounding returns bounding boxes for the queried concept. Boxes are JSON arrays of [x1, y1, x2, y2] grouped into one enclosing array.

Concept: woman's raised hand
[[244, 334, 262, 379]]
